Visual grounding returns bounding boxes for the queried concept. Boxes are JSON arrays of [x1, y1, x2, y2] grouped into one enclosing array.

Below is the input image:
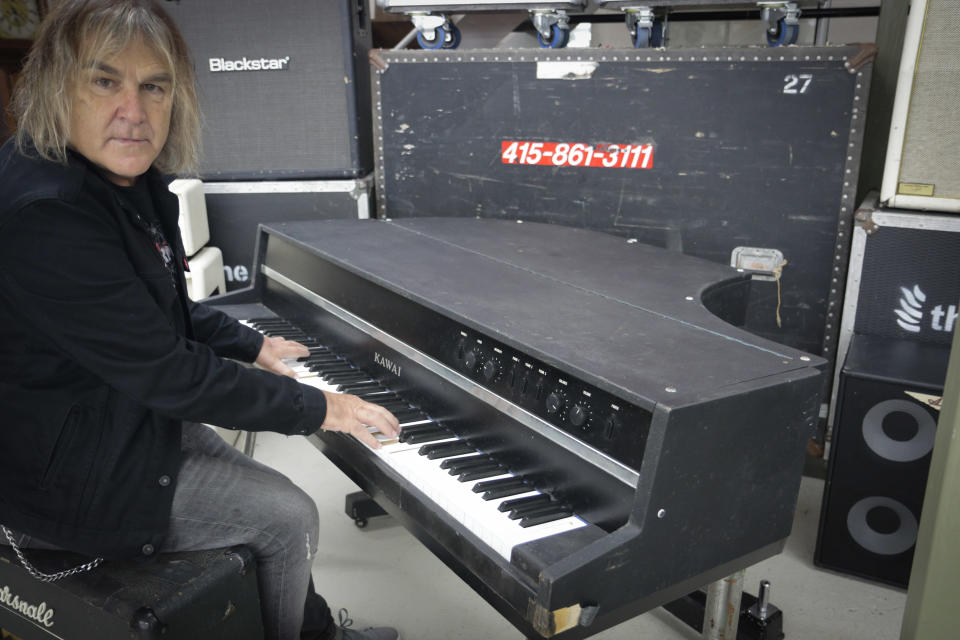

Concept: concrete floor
[[248, 430, 907, 640]]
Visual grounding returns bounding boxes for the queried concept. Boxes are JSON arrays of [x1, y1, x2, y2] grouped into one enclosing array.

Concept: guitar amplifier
[[160, 0, 373, 180], [0, 546, 262, 640], [880, 0, 960, 213]]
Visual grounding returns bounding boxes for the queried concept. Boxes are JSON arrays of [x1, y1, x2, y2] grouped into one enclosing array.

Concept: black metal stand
[[662, 587, 784, 640]]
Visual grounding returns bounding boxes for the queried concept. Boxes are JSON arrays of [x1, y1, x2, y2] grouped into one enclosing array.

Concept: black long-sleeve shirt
[[0, 140, 326, 559]]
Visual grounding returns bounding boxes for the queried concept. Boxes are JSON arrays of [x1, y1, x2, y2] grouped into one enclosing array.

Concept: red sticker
[[501, 141, 654, 169]]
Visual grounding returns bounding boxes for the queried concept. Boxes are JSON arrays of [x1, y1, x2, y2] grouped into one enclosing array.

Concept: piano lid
[[265, 217, 825, 408]]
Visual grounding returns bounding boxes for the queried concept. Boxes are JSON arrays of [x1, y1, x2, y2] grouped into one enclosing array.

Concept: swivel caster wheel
[[537, 23, 570, 49], [766, 18, 799, 46], [417, 27, 446, 50], [632, 20, 664, 48], [442, 24, 461, 49]]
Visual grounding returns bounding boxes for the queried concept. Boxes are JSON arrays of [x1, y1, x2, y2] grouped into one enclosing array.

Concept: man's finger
[[359, 403, 400, 437], [268, 357, 298, 379], [353, 424, 383, 449]]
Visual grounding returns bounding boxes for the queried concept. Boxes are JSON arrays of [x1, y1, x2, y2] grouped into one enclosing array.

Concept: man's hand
[[254, 336, 310, 378], [320, 391, 401, 450]]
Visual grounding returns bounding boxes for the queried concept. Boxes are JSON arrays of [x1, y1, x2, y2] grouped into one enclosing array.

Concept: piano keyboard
[[242, 317, 588, 560]]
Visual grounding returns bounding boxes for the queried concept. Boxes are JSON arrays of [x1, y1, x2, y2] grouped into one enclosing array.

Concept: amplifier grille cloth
[[899, 0, 960, 199]]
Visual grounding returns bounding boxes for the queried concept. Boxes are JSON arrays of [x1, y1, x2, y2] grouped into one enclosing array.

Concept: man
[[0, 2, 399, 639]]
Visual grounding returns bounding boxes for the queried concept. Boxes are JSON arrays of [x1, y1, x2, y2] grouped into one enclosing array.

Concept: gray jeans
[[164, 422, 323, 640], [5, 422, 326, 640]]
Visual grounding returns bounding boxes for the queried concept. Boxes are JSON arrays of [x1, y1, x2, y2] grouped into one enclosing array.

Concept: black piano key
[[481, 483, 532, 501], [304, 354, 343, 363], [248, 320, 290, 328], [356, 391, 395, 401], [325, 373, 371, 384], [457, 465, 505, 482], [519, 508, 574, 528], [297, 351, 330, 362], [373, 400, 412, 413], [508, 501, 566, 521], [497, 493, 551, 513], [358, 392, 400, 404], [400, 422, 440, 434], [338, 383, 382, 394], [310, 364, 355, 374], [439, 454, 490, 471], [399, 429, 450, 445], [392, 410, 425, 422], [264, 330, 310, 339], [419, 441, 474, 459], [473, 475, 526, 493]]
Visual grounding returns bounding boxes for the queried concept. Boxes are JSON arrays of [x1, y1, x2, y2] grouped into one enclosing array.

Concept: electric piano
[[208, 218, 824, 639]]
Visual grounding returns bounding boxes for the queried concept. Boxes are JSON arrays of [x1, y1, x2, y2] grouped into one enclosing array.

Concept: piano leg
[[662, 575, 785, 640], [702, 569, 745, 639]]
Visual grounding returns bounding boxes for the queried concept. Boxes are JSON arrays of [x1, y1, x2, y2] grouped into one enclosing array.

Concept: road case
[[203, 179, 372, 291], [372, 45, 873, 383]]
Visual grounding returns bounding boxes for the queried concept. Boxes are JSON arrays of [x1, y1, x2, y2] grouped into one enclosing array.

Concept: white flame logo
[[895, 285, 926, 333]]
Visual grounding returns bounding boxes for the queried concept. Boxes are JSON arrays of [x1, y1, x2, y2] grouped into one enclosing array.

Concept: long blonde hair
[[13, 0, 200, 175]]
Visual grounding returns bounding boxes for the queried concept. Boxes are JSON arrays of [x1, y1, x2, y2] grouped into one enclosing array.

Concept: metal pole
[[702, 570, 746, 640]]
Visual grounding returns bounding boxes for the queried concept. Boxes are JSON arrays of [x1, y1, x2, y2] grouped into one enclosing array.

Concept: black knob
[[545, 391, 563, 415], [568, 404, 589, 428], [482, 358, 500, 382], [463, 350, 478, 372]]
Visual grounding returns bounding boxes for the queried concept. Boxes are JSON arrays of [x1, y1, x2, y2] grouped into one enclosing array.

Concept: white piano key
[[244, 317, 587, 559], [368, 430, 586, 560]]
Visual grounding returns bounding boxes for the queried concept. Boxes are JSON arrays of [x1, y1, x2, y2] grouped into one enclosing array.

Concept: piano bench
[[0, 545, 263, 640]]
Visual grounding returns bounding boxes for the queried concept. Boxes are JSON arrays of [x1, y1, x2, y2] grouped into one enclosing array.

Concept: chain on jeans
[[1, 525, 103, 582]]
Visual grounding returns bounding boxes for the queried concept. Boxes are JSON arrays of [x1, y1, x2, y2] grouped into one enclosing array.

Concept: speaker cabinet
[[161, 0, 372, 180], [816, 334, 949, 587], [880, 0, 960, 212]]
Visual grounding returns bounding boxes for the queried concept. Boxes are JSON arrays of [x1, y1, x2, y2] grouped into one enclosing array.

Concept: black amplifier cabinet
[[161, 0, 372, 180], [371, 46, 873, 378], [0, 546, 263, 639], [203, 179, 372, 292], [815, 334, 949, 587], [828, 195, 960, 430]]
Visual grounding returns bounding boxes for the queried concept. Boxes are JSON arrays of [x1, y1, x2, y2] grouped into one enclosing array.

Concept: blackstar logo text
[[209, 56, 291, 72], [374, 353, 401, 377], [0, 584, 55, 628]]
